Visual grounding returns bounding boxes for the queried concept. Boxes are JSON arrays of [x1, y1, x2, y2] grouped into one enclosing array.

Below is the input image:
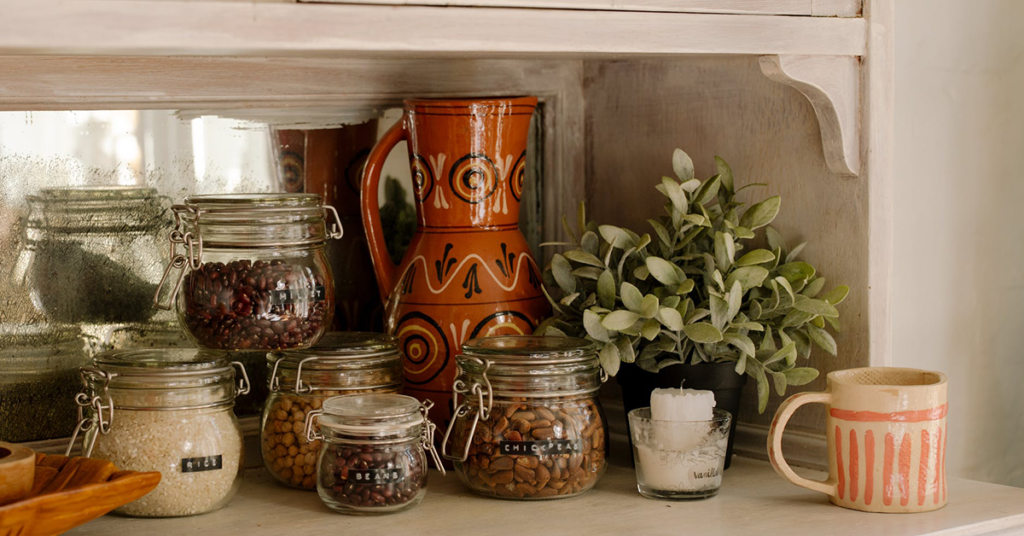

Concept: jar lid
[[26, 186, 167, 232], [269, 332, 402, 393], [176, 193, 339, 248], [33, 186, 158, 202], [0, 324, 87, 379], [184, 193, 321, 209], [458, 336, 601, 397], [461, 335, 595, 364], [318, 394, 424, 434], [86, 348, 249, 409]]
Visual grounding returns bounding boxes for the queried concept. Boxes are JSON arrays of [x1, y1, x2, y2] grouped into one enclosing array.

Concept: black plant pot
[[617, 361, 747, 469]]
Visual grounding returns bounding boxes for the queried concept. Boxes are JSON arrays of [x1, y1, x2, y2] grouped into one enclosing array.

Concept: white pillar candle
[[650, 387, 715, 450]]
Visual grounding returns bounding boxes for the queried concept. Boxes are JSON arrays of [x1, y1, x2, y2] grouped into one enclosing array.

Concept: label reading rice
[[181, 455, 223, 473]]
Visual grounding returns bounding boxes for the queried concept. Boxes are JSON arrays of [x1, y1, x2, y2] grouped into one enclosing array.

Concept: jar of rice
[[71, 348, 249, 517], [262, 332, 402, 489]]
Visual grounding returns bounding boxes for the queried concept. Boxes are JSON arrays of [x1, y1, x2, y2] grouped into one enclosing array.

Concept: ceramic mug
[[767, 367, 948, 513]]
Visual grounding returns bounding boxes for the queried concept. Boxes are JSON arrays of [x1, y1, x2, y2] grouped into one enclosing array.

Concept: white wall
[[894, 0, 1024, 487]]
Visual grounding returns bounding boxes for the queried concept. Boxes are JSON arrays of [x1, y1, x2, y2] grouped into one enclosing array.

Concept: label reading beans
[[181, 455, 223, 473], [499, 439, 583, 455], [350, 468, 405, 484], [269, 285, 326, 306]]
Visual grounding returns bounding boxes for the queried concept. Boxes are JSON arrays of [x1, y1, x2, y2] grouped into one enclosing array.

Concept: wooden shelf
[[1, 1, 865, 58], [67, 458, 1024, 536]]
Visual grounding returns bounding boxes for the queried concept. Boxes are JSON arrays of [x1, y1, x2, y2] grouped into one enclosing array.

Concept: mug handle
[[360, 117, 407, 305], [767, 391, 837, 496]]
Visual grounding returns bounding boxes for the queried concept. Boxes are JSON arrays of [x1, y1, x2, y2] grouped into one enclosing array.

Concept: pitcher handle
[[361, 118, 406, 305], [767, 391, 838, 497]]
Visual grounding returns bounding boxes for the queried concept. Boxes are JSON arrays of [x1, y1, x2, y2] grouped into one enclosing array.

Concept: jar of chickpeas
[[260, 332, 402, 489]]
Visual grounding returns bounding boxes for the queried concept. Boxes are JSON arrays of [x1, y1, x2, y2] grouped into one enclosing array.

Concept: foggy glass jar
[[442, 336, 608, 500], [154, 193, 342, 351], [0, 324, 89, 442], [12, 186, 170, 323], [304, 394, 443, 515], [71, 348, 249, 517], [261, 332, 403, 489]]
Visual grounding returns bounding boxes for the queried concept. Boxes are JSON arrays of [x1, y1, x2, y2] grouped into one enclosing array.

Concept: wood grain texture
[[66, 461, 1024, 536], [301, 0, 861, 17], [583, 56, 870, 438], [760, 54, 861, 176], [0, 1, 866, 57]]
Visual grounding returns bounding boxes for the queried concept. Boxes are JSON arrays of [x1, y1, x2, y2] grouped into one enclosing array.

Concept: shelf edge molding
[[759, 54, 861, 177]]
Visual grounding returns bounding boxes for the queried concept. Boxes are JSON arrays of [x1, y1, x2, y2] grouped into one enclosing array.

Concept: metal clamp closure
[[324, 205, 344, 240], [153, 204, 202, 310], [231, 361, 251, 397], [304, 408, 324, 442], [66, 367, 115, 458], [441, 357, 491, 463], [419, 400, 445, 476]]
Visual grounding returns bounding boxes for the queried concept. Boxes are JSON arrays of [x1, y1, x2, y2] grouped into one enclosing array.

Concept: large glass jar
[[12, 186, 170, 323], [71, 348, 249, 517], [0, 324, 89, 442], [304, 394, 443, 515], [261, 332, 403, 489], [153, 193, 341, 351], [442, 336, 608, 500]]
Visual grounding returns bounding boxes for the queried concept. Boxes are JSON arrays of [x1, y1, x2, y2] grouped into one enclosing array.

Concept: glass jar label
[[499, 439, 583, 455], [181, 455, 223, 473], [269, 285, 326, 305], [351, 468, 405, 484]]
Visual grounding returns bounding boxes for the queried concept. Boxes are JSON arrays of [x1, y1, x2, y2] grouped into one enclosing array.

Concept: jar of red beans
[[153, 193, 342, 351], [441, 336, 608, 500], [261, 332, 403, 489], [304, 394, 443, 515]]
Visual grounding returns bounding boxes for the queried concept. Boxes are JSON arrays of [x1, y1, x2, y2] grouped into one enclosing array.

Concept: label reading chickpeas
[[269, 285, 326, 306], [499, 439, 583, 455], [181, 455, 223, 473], [350, 468, 406, 484]]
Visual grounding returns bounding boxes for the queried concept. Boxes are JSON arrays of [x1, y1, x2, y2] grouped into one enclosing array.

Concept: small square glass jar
[[304, 394, 443, 515]]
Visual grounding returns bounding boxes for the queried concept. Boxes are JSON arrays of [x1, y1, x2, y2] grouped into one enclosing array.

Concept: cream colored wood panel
[[584, 56, 870, 437], [0, 1, 866, 57], [304, 0, 861, 17], [67, 461, 1024, 535]]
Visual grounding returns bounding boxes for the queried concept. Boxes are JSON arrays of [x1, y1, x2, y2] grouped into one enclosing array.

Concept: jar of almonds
[[441, 336, 609, 500], [261, 332, 402, 489]]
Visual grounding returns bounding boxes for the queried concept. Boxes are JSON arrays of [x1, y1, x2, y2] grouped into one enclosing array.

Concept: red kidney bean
[[321, 444, 426, 509], [181, 259, 328, 350]]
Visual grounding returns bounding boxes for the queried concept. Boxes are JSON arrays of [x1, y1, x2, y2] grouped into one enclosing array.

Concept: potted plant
[[536, 148, 848, 466]]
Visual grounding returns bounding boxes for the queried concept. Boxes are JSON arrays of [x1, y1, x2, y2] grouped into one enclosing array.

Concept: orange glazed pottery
[[361, 97, 551, 426]]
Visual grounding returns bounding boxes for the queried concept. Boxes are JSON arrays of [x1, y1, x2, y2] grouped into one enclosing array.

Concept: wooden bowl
[[0, 443, 34, 506], [0, 452, 160, 536]]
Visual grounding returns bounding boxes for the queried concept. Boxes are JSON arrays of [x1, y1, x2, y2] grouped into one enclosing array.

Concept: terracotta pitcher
[[361, 97, 551, 425]]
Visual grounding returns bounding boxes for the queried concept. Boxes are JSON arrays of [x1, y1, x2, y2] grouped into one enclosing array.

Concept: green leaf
[[620, 282, 643, 313], [672, 148, 694, 182], [646, 256, 683, 286], [759, 326, 776, 351], [805, 324, 838, 356], [777, 262, 816, 284], [649, 219, 672, 248], [599, 225, 634, 249], [786, 242, 807, 263], [731, 321, 764, 332], [753, 363, 769, 413], [783, 367, 820, 386], [550, 254, 576, 294], [581, 231, 599, 255], [710, 295, 729, 330], [660, 176, 687, 213], [583, 310, 610, 342], [727, 280, 742, 323], [558, 292, 580, 306], [563, 250, 605, 268], [576, 201, 587, 243], [597, 269, 615, 309], [571, 266, 603, 281], [723, 333, 755, 357], [734, 353, 747, 375], [602, 310, 640, 331], [749, 299, 763, 320], [680, 178, 701, 193], [735, 249, 775, 267], [802, 277, 826, 298], [641, 295, 660, 319], [686, 308, 710, 324], [725, 266, 769, 292], [781, 309, 815, 328], [641, 319, 661, 340], [693, 175, 721, 206], [739, 196, 781, 230], [599, 343, 621, 376], [675, 279, 695, 295], [763, 342, 797, 366], [683, 322, 724, 344], [633, 265, 650, 281], [715, 156, 734, 193], [714, 231, 735, 271], [822, 285, 850, 306], [770, 370, 788, 396], [765, 225, 786, 253], [616, 338, 636, 364], [657, 307, 685, 331], [561, 215, 577, 244], [793, 298, 839, 318]]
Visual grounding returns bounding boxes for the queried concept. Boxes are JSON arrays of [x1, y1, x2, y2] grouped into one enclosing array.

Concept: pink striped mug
[[768, 367, 948, 513]]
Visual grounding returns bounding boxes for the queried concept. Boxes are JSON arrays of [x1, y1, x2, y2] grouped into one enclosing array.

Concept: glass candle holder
[[627, 407, 732, 500]]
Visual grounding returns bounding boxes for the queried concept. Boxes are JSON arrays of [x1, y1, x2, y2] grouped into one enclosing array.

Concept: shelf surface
[[1, 1, 865, 58], [67, 458, 1024, 536]]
